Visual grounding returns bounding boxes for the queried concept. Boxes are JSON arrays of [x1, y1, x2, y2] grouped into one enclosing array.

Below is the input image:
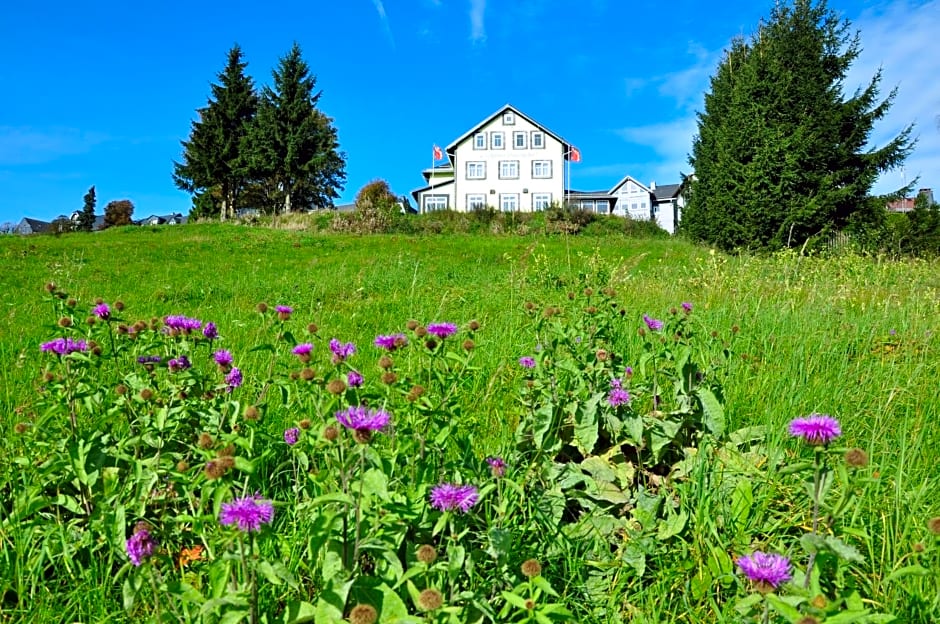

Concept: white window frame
[[467, 194, 486, 210], [503, 111, 515, 125], [498, 160, 519, 180], [473, 133, 486, 150], [466, 161, 486, 180], [500, 193, 519, 212], [423, 195, 448, 212], [532, 160, 552, 179], [491, 132, 504, 150], [595, 200, 610, 214], [533, 193, 552, 211], [531, 131, 544, 149], [513, 131, 527, 149]]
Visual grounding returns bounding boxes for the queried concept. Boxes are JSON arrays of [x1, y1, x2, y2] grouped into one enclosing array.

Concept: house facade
[[412, 105, 574, 213], [412, 103, 686, 233]]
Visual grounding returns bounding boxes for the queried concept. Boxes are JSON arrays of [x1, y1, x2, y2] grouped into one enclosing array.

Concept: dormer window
[[503, 111, 515, 125]]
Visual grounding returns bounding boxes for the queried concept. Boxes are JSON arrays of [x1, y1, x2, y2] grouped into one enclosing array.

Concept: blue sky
[[2, 0, 938, 225]]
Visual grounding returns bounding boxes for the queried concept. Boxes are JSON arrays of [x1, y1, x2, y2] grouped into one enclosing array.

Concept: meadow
[[0, 223, 937, 623]]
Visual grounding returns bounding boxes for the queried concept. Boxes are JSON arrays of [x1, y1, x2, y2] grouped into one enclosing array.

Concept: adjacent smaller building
[[887, 188, 934, 213]]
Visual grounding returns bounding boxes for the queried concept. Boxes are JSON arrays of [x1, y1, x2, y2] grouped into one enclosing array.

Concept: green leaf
[[315, 578, 353, 624], [573, 391, 603, 455], [884, 564, 930, 584], [695, 387, 724, 437], [764, 594, 802, 620], [823, 610, 874, 624], [656, 507, 688, 540], [824, 535, 864, 563], [729, 478, 753, 533], [280, 600, 317, 624]]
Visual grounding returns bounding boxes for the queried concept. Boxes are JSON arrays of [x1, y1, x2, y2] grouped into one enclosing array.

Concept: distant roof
[[653, 184, 682, 200], [445, 104, 573, 157]]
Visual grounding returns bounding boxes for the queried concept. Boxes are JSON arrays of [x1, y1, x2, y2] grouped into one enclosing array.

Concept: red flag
[[569, 146, 581, 163], [433, 145, 443, 161]]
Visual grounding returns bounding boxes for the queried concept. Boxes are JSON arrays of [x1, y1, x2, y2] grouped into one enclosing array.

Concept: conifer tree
[[245, 43, 346, 213], [684, 0, 914, 251], [174, 45, 258, 220], [77, 185, 96, 231]]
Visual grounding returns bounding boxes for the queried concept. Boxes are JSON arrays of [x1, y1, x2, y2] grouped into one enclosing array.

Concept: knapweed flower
[[93, 303, 111, 320], [126, 526, 157, 566], [607, 378, 631, 407], [41, 337, 88, 356], [430, 483, 479, 513], [168, 356, 191, 372], [643, 314, 664, 331], [788, 414, 841, 445], [284, 427, 300, 446], [202, 322, 218, 340], [163, 315, 202, 334], [276, 305, 293, 320], [213, 349, 233, 368], [486, 456, 506, 478], [374, 333, 407, 351], [219, 494, 274, 533], [137, 355, 161, 365], [347, 370, 364, 387], [427, 322, 457, 339], [335, 406, 391, 432], [736, 551, 792, 591], [681, 302, 693, 313], [225, 367, 243, 391], [292, 343, 314, 362], [329, 338, 356, 362], [519, 356, 536, 369]]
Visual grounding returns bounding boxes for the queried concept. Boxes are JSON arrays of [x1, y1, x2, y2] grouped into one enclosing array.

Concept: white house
[[412, 104, 577, 214], [412, 103, 687, 233]]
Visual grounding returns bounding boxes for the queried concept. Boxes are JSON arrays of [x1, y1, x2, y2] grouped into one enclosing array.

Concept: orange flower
[[179, 544, 204, 567]]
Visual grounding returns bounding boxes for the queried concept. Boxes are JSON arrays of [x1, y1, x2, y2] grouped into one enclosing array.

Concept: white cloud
[[0, 126, 110, 166], [616, 117, 698, 184], [848, 0, 940, 193], [469, 0, 487, 43], [371, 0, 395, 48]]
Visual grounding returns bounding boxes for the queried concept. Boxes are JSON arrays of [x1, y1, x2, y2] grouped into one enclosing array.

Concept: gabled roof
[[609, 175, 651, 195], [410, 178, 455, 205], [17, 217, 51, 233], [444, 104, 573, 158]]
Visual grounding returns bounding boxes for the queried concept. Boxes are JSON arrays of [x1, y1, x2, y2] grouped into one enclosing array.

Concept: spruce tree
[[77, 185, 97, 231], [684, 0, 914, 251], [174, 44, 258, 220], [246, 43, 346, 213]]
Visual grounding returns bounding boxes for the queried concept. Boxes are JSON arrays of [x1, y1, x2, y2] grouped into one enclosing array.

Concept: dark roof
[[16, 217, 51, 233], [653, 184, 681, 200], [568, 189, 613, 198]]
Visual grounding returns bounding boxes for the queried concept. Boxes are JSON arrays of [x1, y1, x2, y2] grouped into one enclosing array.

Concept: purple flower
[[292, 343, 313, 356], [213, 349, 233, 367], [374, 333, 407, 351], [430, 483, 479, 513], [219, 495, 275, 533], [607, 379, 631, 407], [789, 414, 841, 445], [126, 527, 157, 566], [329, 338, 356, 362], [889, 328, 896, 336], [93, 303, 111, 320], [347, 370, 364, 387], [335, 406, 391, 432], [643, 314, 664, 331], [681, 302, 693, 313], [168, 356, 191, 372], [41, 337, 88, 356], [624, 366, 634, 378], [276, 305, 293, 320], [736, 552, 792, 590], [225, 367, 243, 391], [137, 355, 161, 365], [284, 427, 300, 446], [486, 457, 506, 478], [519, 356, 536, 369], [427, 323, 457, 339], [202, 322, 218, 340], [163, 315, 202, 334]]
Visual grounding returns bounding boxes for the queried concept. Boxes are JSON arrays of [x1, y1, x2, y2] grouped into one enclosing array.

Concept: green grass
[[1, 224, 938, 622]]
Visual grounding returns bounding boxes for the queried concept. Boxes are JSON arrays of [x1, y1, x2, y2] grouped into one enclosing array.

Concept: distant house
[[15, 217, 52, 235], [568, 177, 687, 234], [411, 103, 687, 233], [887, 188, 934, 213], [135, 213, 186, 226], [68, 211, 106, 231]]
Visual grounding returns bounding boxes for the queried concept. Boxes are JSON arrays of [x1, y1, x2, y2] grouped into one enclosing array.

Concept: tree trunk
[[284, 191, 292, 215]]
